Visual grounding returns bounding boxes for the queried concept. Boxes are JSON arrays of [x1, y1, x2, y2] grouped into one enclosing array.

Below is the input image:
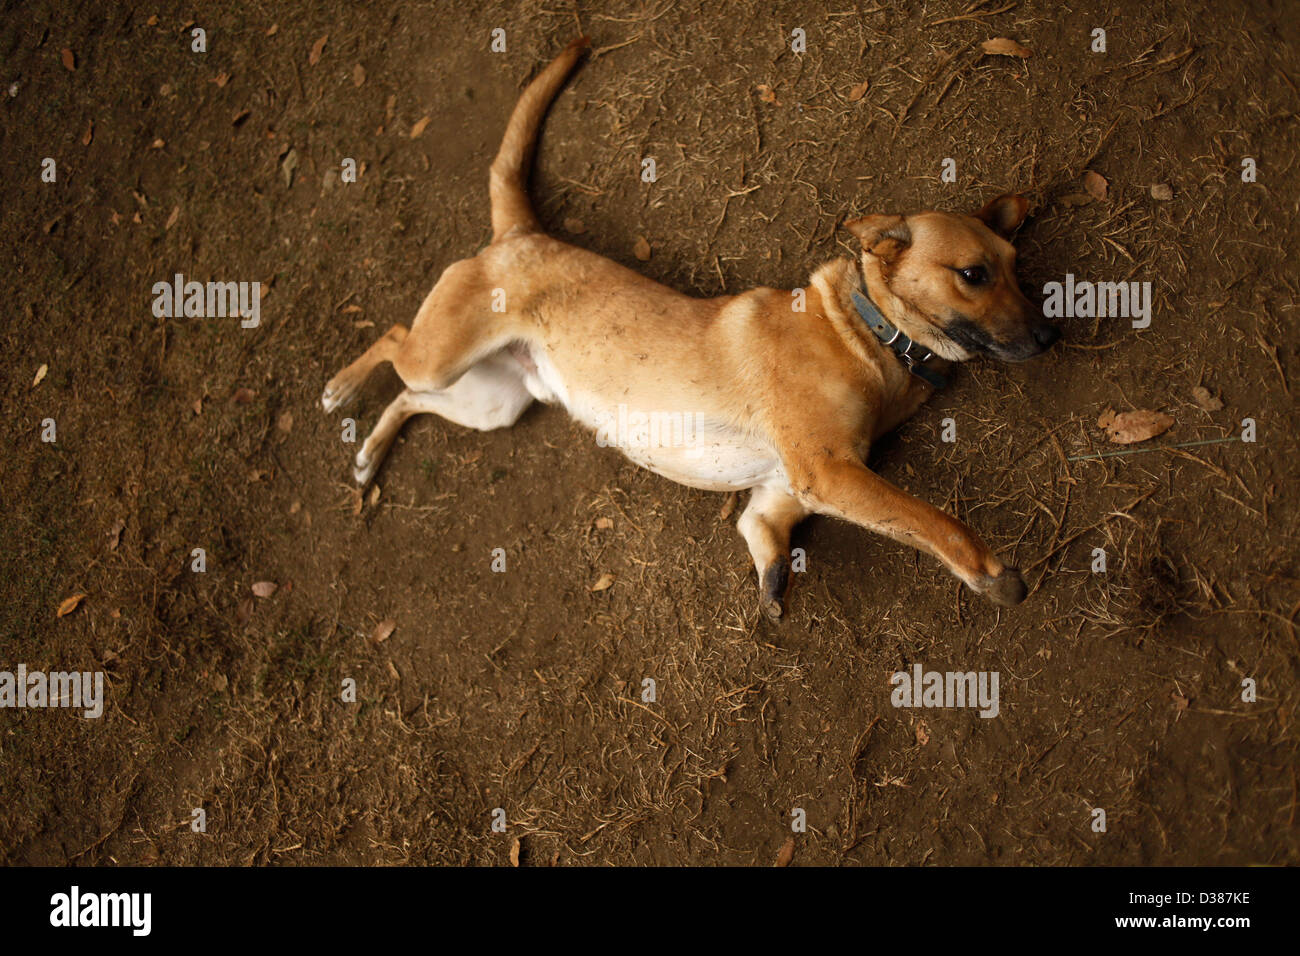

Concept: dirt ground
[[2, 0, 1297, 866]]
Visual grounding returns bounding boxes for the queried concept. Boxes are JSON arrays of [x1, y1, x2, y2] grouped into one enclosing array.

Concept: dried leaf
[[368, 484, 381, 508], [848, 79, 870, 102], [594, 516, 614, 530], [81, 120, 93, 146], [236, 597, 254, 623], [351, 488, 364, 516], [232, 387, 256, 404], [1191, 385, 1223, 411], [107, 518, 125, 551], [352, 63, 366, 87], [774, 836, 795, 867], [231, 107, 251, 126], [981, 37, 1032, 58], [266, 24, 279, 37], [1097, 407, 1173, 444], [756, 84, 779, 105], [1082, 170, 1109, 201], [309, 34, 328, 66], [590, 573, 615, 592], [32, 364, 47, 387], [277, 410, 294, 433], [251, 581, 278, 598], [371, 618, 396, 645], [509, 837, 521, 867], [280, 147, 299, 188], [165, 205, 180, 230], [213, 71, 230, 88], [57, 593, 86, 617], [915, 720, 931, 747], [410, 115, 431, 138], [151, 138, 165, 149], [1150, 182, 1173, 201], [61, 48, 76, 71], [633, 236, 651, 261]]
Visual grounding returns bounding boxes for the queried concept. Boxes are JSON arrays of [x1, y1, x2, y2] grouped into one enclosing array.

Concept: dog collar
[[849, 286, 948, 389]]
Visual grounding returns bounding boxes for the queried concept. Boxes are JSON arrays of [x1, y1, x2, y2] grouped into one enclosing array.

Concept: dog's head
[[844, 194, 1059, 362]]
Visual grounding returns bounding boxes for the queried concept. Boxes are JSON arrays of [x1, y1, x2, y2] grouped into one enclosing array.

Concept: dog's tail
[[489, 35, 590, 242]]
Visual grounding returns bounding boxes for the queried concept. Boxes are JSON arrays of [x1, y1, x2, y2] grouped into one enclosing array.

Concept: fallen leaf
[[351, 488, 364, 516], [61, 48, 76, 71], [232, 387, 255, 404], [371, 618, 396, 645], [1097, 407, 1173, 444], [633, 236, 651, 261], [251, 581, 278, 598], [266, 24, 279, 37], [410, 115, 431, 138], [981, 37, 1032, 58], [915, 720, 931, 746], [231, 107, 251, 126], [848, 79, 870, 101], [757, 84, 779, 105], [147, 15, 158, 25], [1191, 385, 1223, 411], [277, 410, 294, 433], [280, 147, 299, 188], [1082, 170, 1109, 201], [309, 34, 328, 66], [192, 397, 203, 415], [236, 597, 253, 623], [81, 120, 93, 146], [32, 364, 47, 387], [165, 205, 180, 230], [107, 518, 125, 551], [151, 138, 165, 149], [563, 217, 587, 234], [1172, 692, 1190, 713], [1150, 182, 1173, 201], [590, 573, 615, 592], [213, 71, 230, 87], [352, 63, 366, 87], [342, 304, 364, 313], [57, 593, 86, 617], [509, 837, 521, 867], [594, 516, 614, 530], [775, 836, 795, 867], [368, 485, 381, 508]]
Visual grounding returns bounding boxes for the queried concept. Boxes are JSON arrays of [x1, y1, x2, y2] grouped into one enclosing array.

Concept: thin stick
[[1068, 435, 1242, 462]]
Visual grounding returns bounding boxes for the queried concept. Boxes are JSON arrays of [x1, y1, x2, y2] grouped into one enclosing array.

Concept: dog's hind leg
[[353, 351, 534, 486], [322, 324, 408, 413], [737, 485, 809, 620]]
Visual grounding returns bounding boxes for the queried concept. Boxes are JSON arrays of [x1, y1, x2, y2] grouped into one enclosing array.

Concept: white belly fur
[[518, 346, 786, 493]]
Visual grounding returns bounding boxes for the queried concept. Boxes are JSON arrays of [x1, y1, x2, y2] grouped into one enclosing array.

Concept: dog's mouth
[[944, 316, 1060, 362]]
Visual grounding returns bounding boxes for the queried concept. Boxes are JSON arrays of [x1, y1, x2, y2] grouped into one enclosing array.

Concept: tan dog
[[322, 36, 1060, 618]]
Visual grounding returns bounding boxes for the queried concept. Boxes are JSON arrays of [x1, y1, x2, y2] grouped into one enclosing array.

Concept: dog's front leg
[[737, 485, 809, 620], [794, 457, 1026, 606]]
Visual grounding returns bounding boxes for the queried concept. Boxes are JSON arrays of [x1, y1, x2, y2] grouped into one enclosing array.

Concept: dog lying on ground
[[322, 36, 1060, 618]]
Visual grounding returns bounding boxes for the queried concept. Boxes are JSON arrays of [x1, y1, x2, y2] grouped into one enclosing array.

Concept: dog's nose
[[1032, 323, 1061, 349]]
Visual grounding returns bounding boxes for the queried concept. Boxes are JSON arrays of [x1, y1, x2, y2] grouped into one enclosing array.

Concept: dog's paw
[[981, 568, 1027, 607], [321, 378, 357, 414], [353, 448, 376, 487]]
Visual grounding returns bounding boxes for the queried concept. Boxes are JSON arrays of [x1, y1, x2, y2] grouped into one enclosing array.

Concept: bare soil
[[2, 0, 1297, 865]]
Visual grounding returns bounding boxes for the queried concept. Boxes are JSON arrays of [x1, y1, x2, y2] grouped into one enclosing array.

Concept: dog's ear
[[973, 193, 1029, 239], [844, 214, 912, 262]]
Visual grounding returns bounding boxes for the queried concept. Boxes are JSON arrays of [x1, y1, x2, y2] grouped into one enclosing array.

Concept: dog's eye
[[957, 266, 989, 286]]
